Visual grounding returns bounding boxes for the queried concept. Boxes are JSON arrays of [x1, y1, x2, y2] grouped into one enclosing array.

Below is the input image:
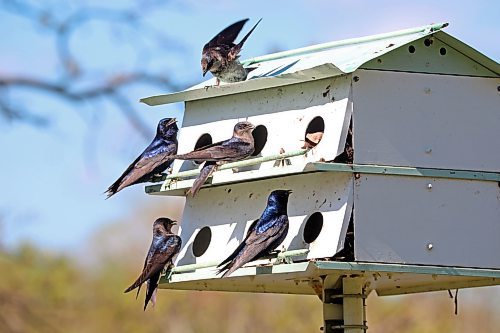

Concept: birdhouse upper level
[[143, 22, 499, 186], [140, 23, 500, 296]]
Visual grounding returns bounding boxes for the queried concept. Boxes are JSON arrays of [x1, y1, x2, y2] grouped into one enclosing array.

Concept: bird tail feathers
[[104, 182, 120, 199], [187, 162, 217, 197], [216, 261, 233, 278], [144, 272, 161, 311], [124, 270, 148, 294], [124, 279, 141, 294], [135, 284, 142, 300]]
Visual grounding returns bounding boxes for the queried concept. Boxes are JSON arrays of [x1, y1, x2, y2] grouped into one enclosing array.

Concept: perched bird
[[301, 131, 324, 149], [201, 18, 262, 85], [217, 189, 292, 278], [172, 121, 255, 196], [173, 121, 255, 163], [105, 118, 178, 198], [124, 218, 182, 311]]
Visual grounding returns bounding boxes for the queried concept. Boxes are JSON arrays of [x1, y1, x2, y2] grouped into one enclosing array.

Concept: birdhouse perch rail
[[155, 148, 309, 182], [169, 248, 310, 275], [146, 159, 500, 196], [310, 163, 500, 182], [150, 157, 500, 191]]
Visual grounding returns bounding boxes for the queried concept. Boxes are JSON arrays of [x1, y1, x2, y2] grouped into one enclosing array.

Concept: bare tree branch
[[0, 0, 191, 138], [0, 73, 178, 100]]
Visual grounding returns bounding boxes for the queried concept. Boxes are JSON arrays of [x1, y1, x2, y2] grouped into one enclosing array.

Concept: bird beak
[[166, 118, 177, 126], [286, 190, 293, 195], [202, 69, 208, 77], [171, 220, 178, 225]]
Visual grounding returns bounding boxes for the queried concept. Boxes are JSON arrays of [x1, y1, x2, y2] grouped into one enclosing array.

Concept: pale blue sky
[[0, 0, 498, 251]]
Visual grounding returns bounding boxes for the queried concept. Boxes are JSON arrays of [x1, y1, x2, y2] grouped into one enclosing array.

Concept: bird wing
[[134, 256, 148, 299], [203, 19, 249, 52], [245, 218, 259, 238], [234, 216, 287, 263], [106, 141, 176, 197], [124, 235, 181, 293], [176, 140, 252, 162], [217, 218, 259, 268], [229, 18, 262, 60], [133, 142, 176, 171], [219, 215, 288, 277], [246, 215, 288, 248]]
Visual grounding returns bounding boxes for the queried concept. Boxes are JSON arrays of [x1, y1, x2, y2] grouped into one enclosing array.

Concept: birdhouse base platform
[[160, 261, 500, 297]]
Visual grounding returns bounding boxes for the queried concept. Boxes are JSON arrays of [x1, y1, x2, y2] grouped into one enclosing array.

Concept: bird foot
[[162, 265, 175, 282], [150, 173, 166, 183], [275, 246, 292, 264], [163, 178, 178, 190], [273, 148, 291, 167]]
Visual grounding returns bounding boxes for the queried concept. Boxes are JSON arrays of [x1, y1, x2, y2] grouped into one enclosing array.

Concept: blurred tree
[[0, 0, 190, 137], [0, 199, 498, 332], [1, 239, 499, 333]]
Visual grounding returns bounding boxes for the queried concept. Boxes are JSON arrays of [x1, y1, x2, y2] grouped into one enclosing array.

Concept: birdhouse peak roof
[[141, 22, 499, 106]]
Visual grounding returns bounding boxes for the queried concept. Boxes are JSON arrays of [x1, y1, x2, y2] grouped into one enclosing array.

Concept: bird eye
[[207, 59, 214, 70]]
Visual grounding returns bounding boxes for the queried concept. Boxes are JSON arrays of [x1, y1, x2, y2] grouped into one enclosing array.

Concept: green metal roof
[[141, 22, 499, 106]]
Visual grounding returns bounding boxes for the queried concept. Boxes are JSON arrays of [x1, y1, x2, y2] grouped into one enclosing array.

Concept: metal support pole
[[322, 275, 343, 333], [322, 275, 367, 333], [342, 276, 367, 333]]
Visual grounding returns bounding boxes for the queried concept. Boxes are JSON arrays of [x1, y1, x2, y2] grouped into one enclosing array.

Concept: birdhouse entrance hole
[[194, 133, 213, 150], [192, 226, 212, 257], [304, 116, 325, 148], [191, 133, 213, 165], [303, 212, 324, 244], [251, 125, 268, 156]]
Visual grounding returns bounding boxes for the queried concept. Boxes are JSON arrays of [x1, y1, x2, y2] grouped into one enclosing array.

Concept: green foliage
[[1, 207, 499, 333], [0, 243, 323, 333], [1, 243, 499, 332]]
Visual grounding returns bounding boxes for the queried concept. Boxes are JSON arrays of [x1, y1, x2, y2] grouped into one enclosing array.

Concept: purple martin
[[201, 18, 262, 85], [301, 131, 324, 149], [187, 161, 217, 197], [124, 217, 182, 311], [217, 189, 292, 278], [105, 118, 178, 198], [172, 121, 255, 196]]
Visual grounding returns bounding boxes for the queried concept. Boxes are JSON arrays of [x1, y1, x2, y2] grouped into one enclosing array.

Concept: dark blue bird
[[105, 118, 178, 198], [217, 189, 292, 278], [124, 217, 182, 310]]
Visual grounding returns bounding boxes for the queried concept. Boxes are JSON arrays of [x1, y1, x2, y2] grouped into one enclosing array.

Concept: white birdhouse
[[141, 22, 500, 331]]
